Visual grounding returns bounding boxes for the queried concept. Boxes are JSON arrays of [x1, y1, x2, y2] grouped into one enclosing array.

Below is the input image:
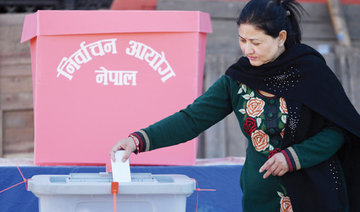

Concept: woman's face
[[238, 23, 286, 66]]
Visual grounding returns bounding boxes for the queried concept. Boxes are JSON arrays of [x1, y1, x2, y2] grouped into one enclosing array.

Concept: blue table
[[0, 165, 243, 212]]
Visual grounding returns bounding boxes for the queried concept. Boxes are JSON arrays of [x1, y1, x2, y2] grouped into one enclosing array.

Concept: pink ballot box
[[21, 10, 212, 166]]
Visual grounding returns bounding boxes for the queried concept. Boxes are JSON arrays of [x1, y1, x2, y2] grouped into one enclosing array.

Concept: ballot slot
[[49, 172, 157, 183]]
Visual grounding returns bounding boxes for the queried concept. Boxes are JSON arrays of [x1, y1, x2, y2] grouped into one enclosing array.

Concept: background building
[[0, 0, 359, 159]]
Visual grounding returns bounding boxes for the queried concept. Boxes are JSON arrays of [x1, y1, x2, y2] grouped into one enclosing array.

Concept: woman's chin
[[249, 60, 262, 67]]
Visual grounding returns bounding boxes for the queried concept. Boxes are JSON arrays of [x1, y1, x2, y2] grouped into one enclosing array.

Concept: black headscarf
[[226, 43, 360, 212]]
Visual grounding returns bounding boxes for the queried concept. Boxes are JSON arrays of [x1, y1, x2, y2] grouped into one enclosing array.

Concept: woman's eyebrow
[[238, 35, 261, 42]]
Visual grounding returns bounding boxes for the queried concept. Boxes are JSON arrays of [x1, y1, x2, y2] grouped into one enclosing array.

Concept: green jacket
[[131, 75, 344, 212]]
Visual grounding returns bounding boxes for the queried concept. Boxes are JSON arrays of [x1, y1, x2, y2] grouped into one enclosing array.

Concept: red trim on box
[[110, 0, 157, 10]]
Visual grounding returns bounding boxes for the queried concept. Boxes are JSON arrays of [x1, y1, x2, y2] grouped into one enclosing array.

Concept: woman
[[110, 0, 360, 211]]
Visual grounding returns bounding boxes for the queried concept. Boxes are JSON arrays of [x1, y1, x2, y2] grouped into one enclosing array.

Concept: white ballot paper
[[111, 150, 131, 182]]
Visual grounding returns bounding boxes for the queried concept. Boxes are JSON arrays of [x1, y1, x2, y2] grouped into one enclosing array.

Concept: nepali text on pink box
[[21, 10, 212, 165]]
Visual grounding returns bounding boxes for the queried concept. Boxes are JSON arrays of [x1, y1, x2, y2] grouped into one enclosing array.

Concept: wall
[[1, 0, 359, 159], [0, 14, 33, 157]]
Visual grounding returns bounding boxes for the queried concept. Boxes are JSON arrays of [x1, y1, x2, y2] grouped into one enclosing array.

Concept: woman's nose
[[244, 43, 254, 55]]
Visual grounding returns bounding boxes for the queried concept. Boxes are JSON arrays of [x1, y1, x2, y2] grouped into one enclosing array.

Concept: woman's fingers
[[122, 147, 133, 162], [259, 157, 274, 173], [271, 165, 283, 176], [110, 137, 137, 162], [277, 169, 288, 177], [259, 153, 289, 179], [260, 157, 275, 179], [110, 140, 125, 162], [263, 163, 277, 179]]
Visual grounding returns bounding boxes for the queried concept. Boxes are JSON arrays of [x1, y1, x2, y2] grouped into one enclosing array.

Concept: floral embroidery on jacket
[[280, 97, 288, 124], [280, 129, 285, 138], [238, 83, 293, 211], [251, 130, 270, 151], [279, 97, 288, 113], [244, 117, 257, 136], [237, 83, 288, 153], [246, 97, 265, 118], [268, 148, 282, 159], [277, 192, 293, 212]]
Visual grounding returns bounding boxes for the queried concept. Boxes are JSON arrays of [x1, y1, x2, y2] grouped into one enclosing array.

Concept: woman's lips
[[248, 56, 257, 60]]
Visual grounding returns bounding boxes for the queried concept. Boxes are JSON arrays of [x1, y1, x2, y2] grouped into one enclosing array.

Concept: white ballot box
[[28, 172, 196, 212]]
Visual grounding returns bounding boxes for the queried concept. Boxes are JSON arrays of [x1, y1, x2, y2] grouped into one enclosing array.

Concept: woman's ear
[[278, 30, 287, 47]]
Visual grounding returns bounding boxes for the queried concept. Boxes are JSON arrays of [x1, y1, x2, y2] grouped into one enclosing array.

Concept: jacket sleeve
[[132, 75, 237, 152], [282, 126, 344, 172]]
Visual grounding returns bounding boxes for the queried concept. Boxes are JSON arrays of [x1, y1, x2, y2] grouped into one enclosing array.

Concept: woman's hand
[[259, 153, 289, 179], [110, 137, 137, 162]]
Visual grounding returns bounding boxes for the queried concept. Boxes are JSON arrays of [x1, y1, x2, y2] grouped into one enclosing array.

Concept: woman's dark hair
[[237, 0, 306, 47]]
